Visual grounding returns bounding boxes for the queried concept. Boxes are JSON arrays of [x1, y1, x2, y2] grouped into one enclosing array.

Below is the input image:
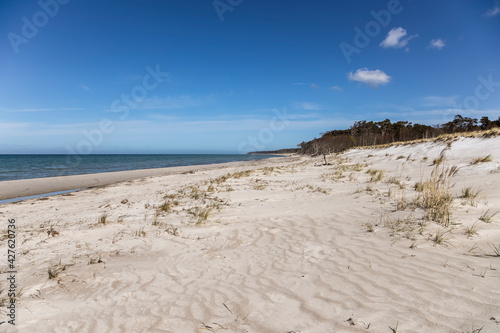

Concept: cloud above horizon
[[422, 95, 460, 107], [292, 82, 320, 89], [348, 68, 391, 88], [138, 95, 200, 110], [294, 102, 323, 111], [0, 107, 85, 113], [429, 38, 446, 50], [485, 4, 500, 17], [380, 27, 418, 49]]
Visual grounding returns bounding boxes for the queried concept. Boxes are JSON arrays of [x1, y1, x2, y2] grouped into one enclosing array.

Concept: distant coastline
[[247, 148, 300, 155]]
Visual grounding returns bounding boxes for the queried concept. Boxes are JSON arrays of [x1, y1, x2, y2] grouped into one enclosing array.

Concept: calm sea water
[[0, 154, 280, 182]]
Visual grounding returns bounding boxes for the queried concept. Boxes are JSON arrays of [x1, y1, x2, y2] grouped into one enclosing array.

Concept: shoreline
[[0, 156, 294, 201], [0, 189, 85, 204]]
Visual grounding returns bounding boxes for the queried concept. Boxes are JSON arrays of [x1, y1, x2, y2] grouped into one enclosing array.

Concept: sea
[[0, 154, 280, 182]]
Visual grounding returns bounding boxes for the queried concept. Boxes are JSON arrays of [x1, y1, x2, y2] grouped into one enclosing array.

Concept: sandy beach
[[0, 158, 286, 201], [1, 137, 500, 332]]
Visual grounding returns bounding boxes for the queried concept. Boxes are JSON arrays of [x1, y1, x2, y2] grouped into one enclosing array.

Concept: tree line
[[298, 115, 500, 155]]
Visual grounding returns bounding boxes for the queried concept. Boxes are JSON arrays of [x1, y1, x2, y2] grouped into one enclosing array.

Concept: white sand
[[1, 138, 500, 332]]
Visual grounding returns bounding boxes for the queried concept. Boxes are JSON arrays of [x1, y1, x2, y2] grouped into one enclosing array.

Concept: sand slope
[[1, 138, 500, 332]]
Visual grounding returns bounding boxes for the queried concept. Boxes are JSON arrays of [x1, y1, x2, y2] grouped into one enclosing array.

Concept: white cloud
[[0, 107, 84, 112], [330, 86, 343, 91], [429, 38, 446, 50], [380, 27, 418, 49], [294, 102, 323, 111], [292, 82, 320, 89], [348, 68, 391, 88], [486, 4, 500, 17], [135, 95, 199, 110], [422, 95, 459, 107], [0, 121, 31, 130]]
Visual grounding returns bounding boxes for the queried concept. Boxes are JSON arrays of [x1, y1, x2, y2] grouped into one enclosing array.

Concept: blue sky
[[1, 0, 499, 154]]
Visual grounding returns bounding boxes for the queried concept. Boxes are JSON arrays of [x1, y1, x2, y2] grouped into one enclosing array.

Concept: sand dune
[[1, 137, 500, 332]]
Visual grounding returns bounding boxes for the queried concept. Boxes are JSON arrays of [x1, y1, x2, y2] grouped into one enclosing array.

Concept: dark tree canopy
[[298, 115, 500, 155]]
